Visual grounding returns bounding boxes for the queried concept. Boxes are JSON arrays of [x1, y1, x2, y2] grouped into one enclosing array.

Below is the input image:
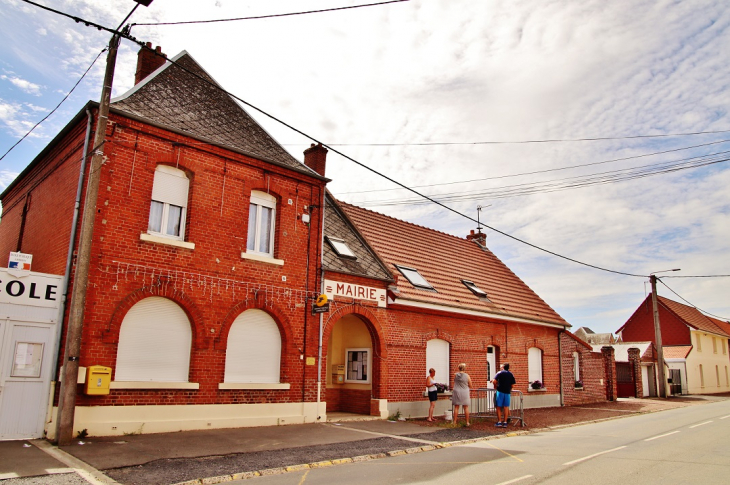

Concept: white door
[[486, 346, 496, 389], [0, 321, 54, 440]]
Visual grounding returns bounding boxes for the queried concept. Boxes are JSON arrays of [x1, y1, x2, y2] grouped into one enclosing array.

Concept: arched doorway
[[325, 313, 378, 415]]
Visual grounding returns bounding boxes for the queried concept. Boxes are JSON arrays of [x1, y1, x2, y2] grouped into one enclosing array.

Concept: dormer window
[[326, 236, 356, 259], [396, 265, 434, 291], [462, 279, 489, 300]]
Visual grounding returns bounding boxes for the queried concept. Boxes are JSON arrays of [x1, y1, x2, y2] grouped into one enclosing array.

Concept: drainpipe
[[48, 109, 93, 423], [316, 188, 326, 421]]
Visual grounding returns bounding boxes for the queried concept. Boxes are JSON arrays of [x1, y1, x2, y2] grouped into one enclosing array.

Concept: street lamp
[[649, 268, 680, 398]]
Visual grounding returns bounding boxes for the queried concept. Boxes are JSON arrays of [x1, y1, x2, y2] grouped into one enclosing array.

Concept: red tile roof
[[663, 346, 692, 359], [659, 296, 730, 337], [339, 202, 569, 327]]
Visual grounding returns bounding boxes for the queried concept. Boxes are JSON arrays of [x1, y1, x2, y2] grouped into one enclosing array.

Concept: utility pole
[[650, 269, 680, 399], [55, 34, 121, 446]]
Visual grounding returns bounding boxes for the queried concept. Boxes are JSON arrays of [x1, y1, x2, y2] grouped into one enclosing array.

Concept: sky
[[1, 0, 728, 335]]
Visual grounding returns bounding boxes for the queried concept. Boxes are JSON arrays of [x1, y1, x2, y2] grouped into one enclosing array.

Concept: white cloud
[[1, 74, 42, 95]]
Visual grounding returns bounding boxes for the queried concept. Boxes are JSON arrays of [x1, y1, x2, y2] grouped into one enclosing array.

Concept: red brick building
[[1, 45, 612, 439]]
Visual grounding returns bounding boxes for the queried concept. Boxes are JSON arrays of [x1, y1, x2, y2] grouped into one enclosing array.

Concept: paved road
[[241, 399, 730, 484]]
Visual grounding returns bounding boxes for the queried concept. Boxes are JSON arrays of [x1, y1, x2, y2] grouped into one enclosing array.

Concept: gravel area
[[0, 475, 90, 485]]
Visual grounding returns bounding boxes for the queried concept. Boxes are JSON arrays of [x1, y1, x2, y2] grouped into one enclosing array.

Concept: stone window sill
[[218, 383, 291, 390], [575, 386, 584, 391], [422, 391, 453, 397], [111, 381, 199, 390], [140, 233, 195, 250], [241, 251, 284, 266], [528, 387, 547, 392]]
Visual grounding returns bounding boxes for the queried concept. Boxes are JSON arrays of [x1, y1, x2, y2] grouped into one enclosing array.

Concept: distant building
[[574, 327, 618, 345]]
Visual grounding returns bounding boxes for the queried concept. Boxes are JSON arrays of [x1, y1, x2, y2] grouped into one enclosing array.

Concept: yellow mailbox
[[85, 365, 112, 395], [332, 364, 345, 385]]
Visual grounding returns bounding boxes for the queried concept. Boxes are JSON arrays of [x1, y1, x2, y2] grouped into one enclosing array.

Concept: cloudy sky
[[1, 0, 728, 334]]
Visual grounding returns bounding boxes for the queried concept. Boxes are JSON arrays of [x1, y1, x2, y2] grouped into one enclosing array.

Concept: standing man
[[492, 363, 516, 428]]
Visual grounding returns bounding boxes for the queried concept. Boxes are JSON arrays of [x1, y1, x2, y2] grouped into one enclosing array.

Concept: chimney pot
[[135, 44, 166, 85], [303, 143, 328, 177]]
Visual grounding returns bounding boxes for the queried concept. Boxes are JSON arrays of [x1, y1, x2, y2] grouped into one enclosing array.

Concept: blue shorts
[[495, 391, 511, 408]]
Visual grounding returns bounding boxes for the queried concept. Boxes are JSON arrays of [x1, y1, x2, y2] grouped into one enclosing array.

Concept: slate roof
[[338, 202, 569, 327], [111, 51, 311, 174], [663, 345, 693, 360], [575, 327, 616, 344], [659, 296, 730, 337], [323, 194, 392, 281]]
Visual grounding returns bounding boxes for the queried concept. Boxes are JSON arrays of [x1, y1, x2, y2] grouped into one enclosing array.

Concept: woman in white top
[[426, 368, 438, 422]]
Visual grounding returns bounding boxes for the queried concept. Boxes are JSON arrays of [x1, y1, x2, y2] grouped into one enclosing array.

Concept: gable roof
[[323, 194, 392, 281], [338, 202, 569, 327], [663, 345, 692, 360], [658, 296, 730, 337], [111, 51, 310, 174]]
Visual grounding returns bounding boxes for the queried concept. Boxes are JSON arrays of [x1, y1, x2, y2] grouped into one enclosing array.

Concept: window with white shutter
[[115, 297, 192, 382], [148, 165, 189, 240], [528, 347, 543, 385], [246, 191, 276, 257], [224, 309, 281, 383], [573, 352, 580, 382], [426, 339, 449, 386]]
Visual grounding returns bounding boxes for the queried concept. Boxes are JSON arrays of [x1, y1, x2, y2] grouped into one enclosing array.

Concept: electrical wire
[[131, 0, 410, 27], [340, 138, 730, 195], [658, 278, 730, 322], [0, 47, 107, 162], [309, 129, 730, 146]]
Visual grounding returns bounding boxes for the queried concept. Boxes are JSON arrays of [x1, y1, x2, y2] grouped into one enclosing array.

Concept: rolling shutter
[[151, 165, 189, 207], [225, 309, 281, 383], [528, 347, 543, 383], [426, 339, 449, 384], [115, 297, 192, 382]]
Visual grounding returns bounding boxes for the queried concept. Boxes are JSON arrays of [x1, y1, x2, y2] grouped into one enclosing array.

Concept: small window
[[326, 236, 356, 259], [247, 191, 276, 257], [573, 352, 580, 382], [699, 364, 704, 388], [148, 165, 189, 240], [696, 334, 702, 352], [396, 265, 434, 290], [716, 365, 721, 387], [528, 347, 543, 385], [462, 279, 488, 299], [723, 339, 727, 355], [345, 348, 371, 383], [712, 337, 717, 354]]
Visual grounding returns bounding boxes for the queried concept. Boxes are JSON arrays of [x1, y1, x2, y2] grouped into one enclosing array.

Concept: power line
[[658, 278, 729, 322], [131, 0, 410, 27], [339, 138, 730, 195], [663, 275, 730, 278], [0, 47, 107, 162], [302, 129, 730, 146]]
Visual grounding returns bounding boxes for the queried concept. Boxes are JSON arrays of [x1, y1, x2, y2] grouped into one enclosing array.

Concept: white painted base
[[45, 401, 327, 439], [522, 392, 560, 408], [387, 399, 452, 419]]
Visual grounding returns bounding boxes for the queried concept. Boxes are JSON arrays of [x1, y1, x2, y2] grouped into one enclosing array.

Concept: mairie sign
[[324, 279, 386, 308]]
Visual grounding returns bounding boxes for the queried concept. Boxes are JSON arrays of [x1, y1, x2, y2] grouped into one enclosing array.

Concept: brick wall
[[602, 346, 617, 401], [619, 296, 691, 345], [628, 348, 643, 398], [561, 332, 608, 405]]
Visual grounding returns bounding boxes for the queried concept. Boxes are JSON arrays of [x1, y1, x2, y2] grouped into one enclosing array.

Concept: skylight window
[[396, 265, 434, 290], [462, 280, 489, 300], [326, 236, 356, 259]]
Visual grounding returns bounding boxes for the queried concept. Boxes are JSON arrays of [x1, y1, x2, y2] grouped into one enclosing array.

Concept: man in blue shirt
[[492, 363, 516, 428]]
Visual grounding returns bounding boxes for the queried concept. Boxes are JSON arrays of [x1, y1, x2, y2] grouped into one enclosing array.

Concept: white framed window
[[486, 345, 497, 383], [345, 348, 371, 383], [573, 352, 580, 382], [148, 165, 189, 240], [247, 191, 276, 257], [426, 339, 449, 386], [224, 309, 281, 383], [326, 236, 356, 259], [116, 297, 192, 382], [528, 347, 543, 385], [395, 265, 434, 291]]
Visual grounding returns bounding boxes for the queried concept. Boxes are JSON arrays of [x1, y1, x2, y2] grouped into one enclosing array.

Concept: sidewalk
[[1, 395, 724, 485]]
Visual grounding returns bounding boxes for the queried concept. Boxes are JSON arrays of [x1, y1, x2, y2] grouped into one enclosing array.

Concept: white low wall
[[46, 402, 327, 439]]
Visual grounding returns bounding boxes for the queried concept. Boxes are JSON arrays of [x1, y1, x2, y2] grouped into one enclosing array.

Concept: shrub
[[530, 380, 544, 390]]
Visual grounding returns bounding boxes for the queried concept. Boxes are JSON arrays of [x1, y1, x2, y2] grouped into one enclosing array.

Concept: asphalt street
[[239, 399, 730, 484]]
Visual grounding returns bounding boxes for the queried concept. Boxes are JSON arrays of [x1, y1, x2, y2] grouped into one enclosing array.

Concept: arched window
[[246, 191, 276, 257], [148, 165, 189, 240], [426, 339, 449, 386], [528, 347, 543, 385], [116, 297, 192, 382], [225, 309, 281, 383]]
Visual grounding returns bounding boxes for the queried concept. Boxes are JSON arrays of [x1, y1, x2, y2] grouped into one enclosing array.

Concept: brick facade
[[561, 332, 608, 405]]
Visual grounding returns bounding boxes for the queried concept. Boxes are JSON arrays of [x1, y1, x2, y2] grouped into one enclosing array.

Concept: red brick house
[[1, 45, 614, 439], [617, 295, 730, 395], [0, 47, 329, 438]]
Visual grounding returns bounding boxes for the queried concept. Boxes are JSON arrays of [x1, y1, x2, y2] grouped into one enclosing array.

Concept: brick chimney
[[303, 143, 328, 176], [135, 42, 166, 85], [466, 229, 487, 247]]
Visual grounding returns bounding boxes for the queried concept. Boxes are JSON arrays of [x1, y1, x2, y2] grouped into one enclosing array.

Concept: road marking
[[325, 424, 441, 445], [30, 440, 120, 485], [495, 475, 533, 485], [689, 421, 712, 428], [563, 446, 626, 465], [297, 469, 310, 485], [719, 415, 730, 420], [484, 442, 524, 462], [644, 431, 680, 441]]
